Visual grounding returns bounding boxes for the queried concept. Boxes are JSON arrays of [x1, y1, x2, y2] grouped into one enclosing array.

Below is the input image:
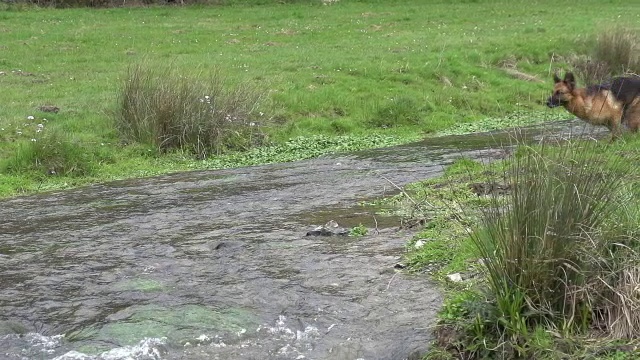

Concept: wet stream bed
[[0, 120, 605, 360]]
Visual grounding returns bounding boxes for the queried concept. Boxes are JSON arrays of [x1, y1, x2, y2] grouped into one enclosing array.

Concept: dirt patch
[[502, 67, 543, 82]]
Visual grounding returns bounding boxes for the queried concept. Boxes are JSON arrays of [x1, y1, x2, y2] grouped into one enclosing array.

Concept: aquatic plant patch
[[97, 304, 258, 347]]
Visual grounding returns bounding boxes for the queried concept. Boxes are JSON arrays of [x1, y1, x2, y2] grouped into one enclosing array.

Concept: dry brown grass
[[572, 27, 640, 85]]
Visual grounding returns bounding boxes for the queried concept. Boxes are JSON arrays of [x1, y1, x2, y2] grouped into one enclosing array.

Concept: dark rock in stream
[[306, 220, 349, 236]]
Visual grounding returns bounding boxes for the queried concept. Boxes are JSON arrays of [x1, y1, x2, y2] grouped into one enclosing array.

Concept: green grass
[[0, 0, 638, 197], [382, 156, 496, 278]]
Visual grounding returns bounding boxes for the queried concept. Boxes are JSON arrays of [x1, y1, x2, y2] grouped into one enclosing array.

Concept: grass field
[[0, 0, 638, 197]]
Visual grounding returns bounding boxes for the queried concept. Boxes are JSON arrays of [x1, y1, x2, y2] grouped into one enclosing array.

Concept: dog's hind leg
[[623, 100, 640, 133], [625, 114, 640, 133], [609, 126, 622, 142], [608, 116, 623, 141]]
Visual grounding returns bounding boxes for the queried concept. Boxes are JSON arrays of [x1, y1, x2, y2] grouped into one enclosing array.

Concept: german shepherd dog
[[547, 72, 640, 140]]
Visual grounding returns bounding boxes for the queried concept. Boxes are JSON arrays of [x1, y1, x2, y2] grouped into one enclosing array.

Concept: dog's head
[[547, 72, 576, 108]]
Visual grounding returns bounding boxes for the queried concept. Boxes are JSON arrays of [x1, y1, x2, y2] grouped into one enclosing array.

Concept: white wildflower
[[27, 115, 34, 120]]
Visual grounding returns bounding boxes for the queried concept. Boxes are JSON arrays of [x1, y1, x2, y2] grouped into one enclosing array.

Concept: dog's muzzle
[[546, 96, 561, 108]]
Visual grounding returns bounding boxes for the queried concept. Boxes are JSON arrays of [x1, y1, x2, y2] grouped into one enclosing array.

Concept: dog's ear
[[564, 72, 576, 89], [553, 72, 562, 83]]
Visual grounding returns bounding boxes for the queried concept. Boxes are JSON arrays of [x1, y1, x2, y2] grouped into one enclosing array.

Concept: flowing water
[[0, 120, 604, 360]]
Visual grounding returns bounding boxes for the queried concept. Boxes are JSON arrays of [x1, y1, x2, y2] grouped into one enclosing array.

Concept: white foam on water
[[53, 351, 92, 360], [195, 334, 210, 342], [296, 326, 319, 341], [4, 317, 326, 360], [257, 315, 296, 339], [210, 341, 227, 348], [253, 315, 322, 357], [183, 333, 230, 349], [100, 337, 166, 360], [277, 343, 296, 355], [53, 337, 167, 360], [0, 332, 65, 356], [26, 332, 65, 351]]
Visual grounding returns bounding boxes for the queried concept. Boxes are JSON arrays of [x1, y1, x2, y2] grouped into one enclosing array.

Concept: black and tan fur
[[547, 72, 640, 140]]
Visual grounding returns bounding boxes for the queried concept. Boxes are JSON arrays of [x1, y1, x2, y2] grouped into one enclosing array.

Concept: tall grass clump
[[115, 63, 268, 159], [0, 129, 95, 177], [367, 96, 428, 129], [573, 27, 640, 85], [468, 140, 640, 357], [594, 28, 640, 74]]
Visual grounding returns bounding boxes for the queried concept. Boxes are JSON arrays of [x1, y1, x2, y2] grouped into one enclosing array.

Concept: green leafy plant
[[348, 223, 368, 237]]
